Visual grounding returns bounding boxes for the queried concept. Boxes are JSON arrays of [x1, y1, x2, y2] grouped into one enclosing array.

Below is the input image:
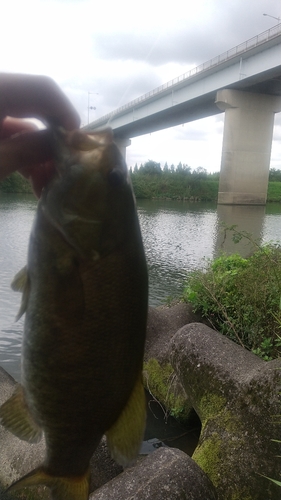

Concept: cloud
[[1, 0, 280, 171], [126, 114, 225, 171], [64, 59, 163, 126], [92, 0, 279, 66]]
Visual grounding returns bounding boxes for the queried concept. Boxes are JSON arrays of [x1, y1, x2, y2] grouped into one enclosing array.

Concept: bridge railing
[[90, 23, 281, 127]]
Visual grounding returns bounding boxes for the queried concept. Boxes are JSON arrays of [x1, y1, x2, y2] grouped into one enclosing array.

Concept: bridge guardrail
[[90, 23, 281, 127]]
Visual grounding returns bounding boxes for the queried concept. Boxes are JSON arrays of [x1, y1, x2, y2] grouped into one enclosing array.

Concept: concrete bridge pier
[[216, 89, 281, 205], [114, 137, 131, 159]]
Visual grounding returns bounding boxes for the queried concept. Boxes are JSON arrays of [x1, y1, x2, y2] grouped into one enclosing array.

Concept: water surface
[[1, 193, 281, 381]]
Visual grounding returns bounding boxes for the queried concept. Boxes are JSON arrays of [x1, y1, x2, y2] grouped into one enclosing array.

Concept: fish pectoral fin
[[105, 372, 146, 467], [11, 266, 30, 320], [11, 266, 28, 292], [0, 384, 42, 443], [7, 466, 90, 500]]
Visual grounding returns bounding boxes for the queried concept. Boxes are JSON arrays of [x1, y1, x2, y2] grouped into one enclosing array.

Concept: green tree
[[192, 166, 207, 178], [176, 161, 183, 173], [176, 163, 191, 175], [269, 169, 281, 182], [142, 160, 162, 175], [0, 172, 31, 193]]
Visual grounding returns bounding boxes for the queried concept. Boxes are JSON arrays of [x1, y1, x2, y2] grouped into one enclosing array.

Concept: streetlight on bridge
[[263, 13, 280, 23], [88, 92, 99, 124]]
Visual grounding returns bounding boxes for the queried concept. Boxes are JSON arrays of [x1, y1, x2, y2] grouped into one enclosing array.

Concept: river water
[[1, 193, 281, 381]]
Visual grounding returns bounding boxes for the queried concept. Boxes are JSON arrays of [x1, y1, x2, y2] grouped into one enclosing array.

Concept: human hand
[[0, 73, 80, 196]]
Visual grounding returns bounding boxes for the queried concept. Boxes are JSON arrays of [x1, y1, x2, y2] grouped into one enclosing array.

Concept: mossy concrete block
[[143, 358, 192, 421], [144, 303, 202, 419], [90, 447, 218, 500], [145, 303, 204, 363], [0, 366, 122, 499], [170, 323, 281, 500]]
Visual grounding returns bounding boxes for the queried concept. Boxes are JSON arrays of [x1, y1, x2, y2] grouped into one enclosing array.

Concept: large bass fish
[[0, 128, 148, 500]]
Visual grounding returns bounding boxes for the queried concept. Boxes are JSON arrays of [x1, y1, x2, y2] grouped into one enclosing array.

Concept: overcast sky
[[1, 0, 280, 172]]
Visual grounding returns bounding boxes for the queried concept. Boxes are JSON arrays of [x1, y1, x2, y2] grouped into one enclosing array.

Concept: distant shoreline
[[1, 171, 281, 203]]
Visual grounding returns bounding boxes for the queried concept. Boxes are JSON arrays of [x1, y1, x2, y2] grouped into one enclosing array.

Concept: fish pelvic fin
[[11, 266, 30, 320], [0, 384, 42, 443], [7, 466, 91, 500], [106, 371, 146, 467]]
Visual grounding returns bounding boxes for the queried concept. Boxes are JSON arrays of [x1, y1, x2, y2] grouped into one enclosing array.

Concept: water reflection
[[141, 391, 201, 457], [264, 203, 281, 240], [138, 200, 218, 306], [0, 194, 37, 380], [0, 194, 37, 328], [215, 204, 266, 257]]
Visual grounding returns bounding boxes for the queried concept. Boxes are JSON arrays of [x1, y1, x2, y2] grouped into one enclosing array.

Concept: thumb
[[0, 129, 55, 181]]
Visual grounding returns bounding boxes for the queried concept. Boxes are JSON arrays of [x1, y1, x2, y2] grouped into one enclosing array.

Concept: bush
[[267, 182, 281, 202], [0, 172, 32, 193], [183, 244, 281, 360]]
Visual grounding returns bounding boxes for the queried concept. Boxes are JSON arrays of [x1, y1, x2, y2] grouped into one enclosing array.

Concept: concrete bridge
[[86, 24, 281, 205]]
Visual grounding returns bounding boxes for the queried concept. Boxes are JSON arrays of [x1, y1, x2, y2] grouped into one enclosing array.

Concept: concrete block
[[90, 447, 218, 500], [170, 323, 281, 500]]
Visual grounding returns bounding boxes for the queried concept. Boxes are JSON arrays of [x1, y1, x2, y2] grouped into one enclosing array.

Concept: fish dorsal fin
[[6, 465, 90, 500], [0, 384, 42, 443], [11, 266, 30, 320], [105, 372, 146, 467]]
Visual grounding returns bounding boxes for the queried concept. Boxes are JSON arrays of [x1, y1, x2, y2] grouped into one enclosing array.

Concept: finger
[[0, 117, 38, 140], [0, 129, 55, 181], [0, 73, 80, 130]]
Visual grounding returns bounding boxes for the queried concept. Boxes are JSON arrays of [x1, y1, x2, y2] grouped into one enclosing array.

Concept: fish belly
[[22, 212, 147, 476]]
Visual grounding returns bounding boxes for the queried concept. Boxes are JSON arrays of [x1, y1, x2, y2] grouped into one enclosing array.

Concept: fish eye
[[108, 167, 125, 187]]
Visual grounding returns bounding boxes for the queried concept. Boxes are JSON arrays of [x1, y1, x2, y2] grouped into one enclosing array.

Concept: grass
[[183, 230, 281, 359]]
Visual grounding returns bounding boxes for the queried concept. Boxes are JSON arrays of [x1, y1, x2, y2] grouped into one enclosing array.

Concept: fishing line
[[106, 29, 164, 127]]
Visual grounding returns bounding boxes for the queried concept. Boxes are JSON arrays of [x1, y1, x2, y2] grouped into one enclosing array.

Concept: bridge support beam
[[216, 89, 281, 205], [114, 137, 131, 159]]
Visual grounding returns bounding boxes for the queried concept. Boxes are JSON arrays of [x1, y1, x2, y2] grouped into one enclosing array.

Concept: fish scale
[[0, 128, 148, 500]]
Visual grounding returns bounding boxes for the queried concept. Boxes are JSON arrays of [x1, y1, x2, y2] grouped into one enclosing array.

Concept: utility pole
[[88, 92, 99, 124]]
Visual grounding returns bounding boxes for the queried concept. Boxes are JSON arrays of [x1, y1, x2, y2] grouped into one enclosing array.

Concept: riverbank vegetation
[[130, 162, 281, 201], [0, 172, 33, 193], [183, 228, 281, 360], [1, 162, 281, 201], [130, 161, 219, 200]]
